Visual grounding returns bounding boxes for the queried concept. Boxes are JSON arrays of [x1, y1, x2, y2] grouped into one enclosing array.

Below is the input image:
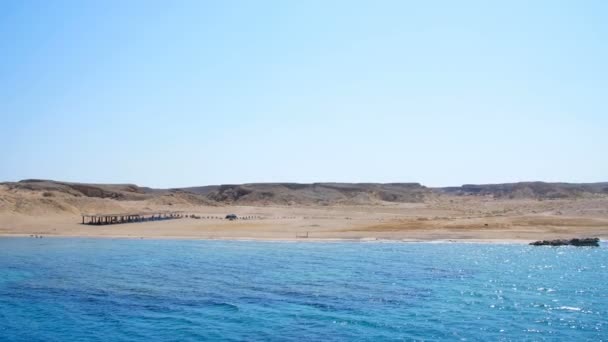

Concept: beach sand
[[2, 196, 608, 242]]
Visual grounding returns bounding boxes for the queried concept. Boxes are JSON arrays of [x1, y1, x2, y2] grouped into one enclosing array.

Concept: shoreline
[[0, 233, 591, 244], [3, 200, 608, 245]]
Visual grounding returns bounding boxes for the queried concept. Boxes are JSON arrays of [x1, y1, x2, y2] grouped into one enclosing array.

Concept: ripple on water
[[0, 238, 606, 341]]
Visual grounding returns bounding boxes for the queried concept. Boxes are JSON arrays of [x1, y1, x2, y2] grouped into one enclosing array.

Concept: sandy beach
[[2, 182, 607, 242]]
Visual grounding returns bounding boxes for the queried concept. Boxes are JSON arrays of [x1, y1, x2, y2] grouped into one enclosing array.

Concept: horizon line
[[3, 178, 608, 190]]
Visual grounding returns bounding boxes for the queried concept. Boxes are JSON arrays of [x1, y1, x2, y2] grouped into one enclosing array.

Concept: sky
[[1, 0, 607, 188]]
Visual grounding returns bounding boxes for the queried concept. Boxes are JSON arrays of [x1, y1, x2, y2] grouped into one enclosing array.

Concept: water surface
[[0, 238, 606, 341]]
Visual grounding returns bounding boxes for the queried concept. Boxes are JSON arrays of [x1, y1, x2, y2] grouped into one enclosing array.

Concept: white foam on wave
[[558, 306, 582, 311]]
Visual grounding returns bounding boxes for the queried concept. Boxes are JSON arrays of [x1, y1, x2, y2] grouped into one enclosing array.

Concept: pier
[[81, 212, 270, 225], [82, 212, 184, 225]]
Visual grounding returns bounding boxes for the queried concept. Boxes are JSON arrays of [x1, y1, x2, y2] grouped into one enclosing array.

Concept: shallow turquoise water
[[0, 238, 606, 341]]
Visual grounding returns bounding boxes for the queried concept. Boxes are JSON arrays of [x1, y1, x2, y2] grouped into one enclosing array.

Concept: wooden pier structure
[[82, 212, 184, 225]]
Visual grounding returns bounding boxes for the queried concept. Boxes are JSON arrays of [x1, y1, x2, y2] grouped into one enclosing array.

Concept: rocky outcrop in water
[[530, 238, 599, 247]]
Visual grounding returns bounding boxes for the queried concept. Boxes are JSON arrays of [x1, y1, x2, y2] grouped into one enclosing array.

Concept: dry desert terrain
[[1, 180, 607, 242]]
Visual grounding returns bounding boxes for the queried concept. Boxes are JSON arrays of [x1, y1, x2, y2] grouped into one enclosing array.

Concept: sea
[[0, 238, 606, 341]]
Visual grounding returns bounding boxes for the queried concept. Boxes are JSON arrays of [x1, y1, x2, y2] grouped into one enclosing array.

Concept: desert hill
[[198, 183, 430, 205], [6, 179, 157, 200], [0, 180, 215, 216], [2, 180, 608, 213], [2, 179, 608, 241], [438, 182, 608, 199]]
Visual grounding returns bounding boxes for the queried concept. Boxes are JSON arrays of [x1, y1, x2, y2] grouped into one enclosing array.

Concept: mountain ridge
[[2, 179, 607, 207]]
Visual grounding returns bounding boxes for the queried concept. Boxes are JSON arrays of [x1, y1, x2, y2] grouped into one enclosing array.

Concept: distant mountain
[[199, 183, 429, 205], [2, 180, 607, 206], [437, 182, 608, 199], [5, 179, 156, 200]]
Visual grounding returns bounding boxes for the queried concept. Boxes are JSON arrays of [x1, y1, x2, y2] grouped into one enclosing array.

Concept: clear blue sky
[[1, 0, 607, 188]]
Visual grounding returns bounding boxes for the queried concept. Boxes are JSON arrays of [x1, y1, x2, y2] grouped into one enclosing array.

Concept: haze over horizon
[[2, 1, 607, 188]]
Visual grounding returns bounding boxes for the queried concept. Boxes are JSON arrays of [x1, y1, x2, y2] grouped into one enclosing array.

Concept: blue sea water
[[0, 238, 606, 341]]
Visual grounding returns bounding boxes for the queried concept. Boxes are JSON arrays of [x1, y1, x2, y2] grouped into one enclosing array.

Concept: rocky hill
[[438, 182, 608, 199], [199, 183, 430, 205], [4, 179, 156, 200], [2, 180, 607, 215]]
